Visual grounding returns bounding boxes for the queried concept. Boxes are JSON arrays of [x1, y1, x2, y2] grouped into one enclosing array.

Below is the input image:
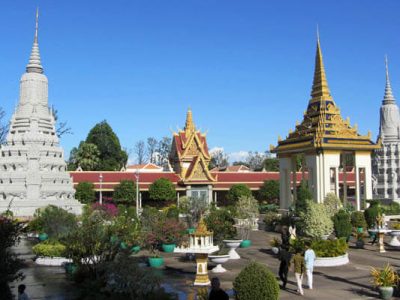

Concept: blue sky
[[0, 1, 400, 162]]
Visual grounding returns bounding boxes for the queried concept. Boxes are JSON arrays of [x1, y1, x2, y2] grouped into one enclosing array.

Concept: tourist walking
[[278, 244, 292, 289], [291, 249, 305, 296], [304, 241, 316, 289], [18, 284, 30, 300], [209, 277, 229, 300]]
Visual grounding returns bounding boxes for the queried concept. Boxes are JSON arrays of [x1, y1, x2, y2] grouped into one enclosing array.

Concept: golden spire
[[310, 33, 333, 102], [195, 216, 212, 236], [184, 108, 195, 133]]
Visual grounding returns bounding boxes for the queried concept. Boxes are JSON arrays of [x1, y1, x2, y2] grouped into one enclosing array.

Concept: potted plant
[[160, 218, 185, 253], [351, 211, 367, 233], [208, 247, 230, 273], [371, 263, 399, 300], [144, 230, 164, 267], [235, 196, 260, 231], [355, 231, 365, 249]]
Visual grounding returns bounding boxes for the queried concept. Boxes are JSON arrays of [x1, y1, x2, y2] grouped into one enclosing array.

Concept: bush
[[297, 200, 333, 238], [236, 196, 259, 219], [311, 238, 348, 257], [324, 193, 342, 217], [113, 180, 136, 205], [75, 181, 96, 204], [351, 211, 367, 229], [227, 184, 252, 203], [205, 207, 236, 246], [149, 178, 176, 201], [263, 211, 281, 230], [29, 205, 77, 240], [296, 180, 313, 214], [259, 203, 279, 214], [32, 241, 66, 257], [382, 202, 400, 215], [333, 210, 352, 238], [364, 203, 383, 228], [258, 180, 279, 204], [233, 262, 279, 300]]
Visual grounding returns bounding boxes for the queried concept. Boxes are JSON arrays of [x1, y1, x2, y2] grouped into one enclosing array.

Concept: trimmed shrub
[[297, 200, 333, 238], [148, 178, 176, 202], [296, 180, 313, 214], [233, 261, 279, 300], [333, 210, 352, 239], [32, 241, 66, 257], [311, 238, 348, 257], [324, 193, 342, 217], [113, 180, 136, 205], [205, 207, 236, 246], [364, 204, 383, 228], [227, 184, 252, 203], [258, 180, 279, 204], [351, 211, 367, 229], [236, 196, 259, 219], [75, 181, 96, 204]]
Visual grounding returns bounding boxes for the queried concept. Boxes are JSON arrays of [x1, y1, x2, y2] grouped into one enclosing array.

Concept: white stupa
[[0, 10, 82, 216]]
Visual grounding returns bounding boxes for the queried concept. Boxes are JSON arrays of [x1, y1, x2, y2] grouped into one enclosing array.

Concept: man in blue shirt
[[304, 242, 316, 289]]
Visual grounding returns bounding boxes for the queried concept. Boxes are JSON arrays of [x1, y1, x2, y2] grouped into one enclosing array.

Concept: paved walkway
[[11, 230, 400, 299]]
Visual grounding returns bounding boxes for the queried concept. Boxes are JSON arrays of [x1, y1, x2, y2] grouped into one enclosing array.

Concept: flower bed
[[314, 253, 349, 267]]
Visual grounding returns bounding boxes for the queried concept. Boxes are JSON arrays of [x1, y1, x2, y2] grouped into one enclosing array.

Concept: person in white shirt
[[304, 242, 316, 289]]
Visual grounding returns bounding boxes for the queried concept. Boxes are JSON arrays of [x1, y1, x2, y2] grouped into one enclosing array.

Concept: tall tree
[[263, 157, 279, 171], [146, 137, 158, 164], [86, 120, 128, 170], [75, 142, 101, 171], [157, 137, 171, 166], [134, 141, 147, 164], [246, 151, 266, 171], [209, 148, 229, 170]]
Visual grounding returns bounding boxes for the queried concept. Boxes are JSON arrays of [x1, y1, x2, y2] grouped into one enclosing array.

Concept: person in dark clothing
[[209, 277, 229, 300], [281, 227, 290, 248], [278, 245, 292, 289]]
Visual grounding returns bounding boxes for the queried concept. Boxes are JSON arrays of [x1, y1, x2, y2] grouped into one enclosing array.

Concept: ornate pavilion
[[271, 36, 380, 210]]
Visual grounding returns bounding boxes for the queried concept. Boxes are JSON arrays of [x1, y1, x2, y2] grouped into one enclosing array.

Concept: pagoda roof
[[272, 37, 380, 155]]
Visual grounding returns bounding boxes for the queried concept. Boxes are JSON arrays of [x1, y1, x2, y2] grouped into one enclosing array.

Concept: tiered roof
[[272, 37, 379, 155], [170, 109, 216, 183]]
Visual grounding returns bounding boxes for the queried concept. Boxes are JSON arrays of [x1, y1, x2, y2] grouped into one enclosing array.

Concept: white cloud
[[228, 151, 249, 163], [209, 146, 225, 154]]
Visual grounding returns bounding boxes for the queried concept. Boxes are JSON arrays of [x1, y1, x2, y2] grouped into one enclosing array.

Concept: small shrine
[[174, 217, 219, 285]]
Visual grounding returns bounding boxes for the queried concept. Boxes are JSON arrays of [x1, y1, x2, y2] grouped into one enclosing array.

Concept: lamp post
[[99, 173, 103, 205], [135, 169, 139, 216]]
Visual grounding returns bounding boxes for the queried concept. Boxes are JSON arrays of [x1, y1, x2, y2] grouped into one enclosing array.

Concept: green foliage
[[259, 203, 279, 214], [75, 181, 96, 204], [236, 196, 259, 219], [233, 262, 280, 300], [263, 157, 279, 171], [351, 211, 367, 229], [311, 238, 348, 257], [205, 207, 236, 246], [324, 193, 342, 217], [297, 200, 333, 238], [263, 211, 281, 230], [148, 178, 176, 201], [364, 203, 383, 228], [333, 210, 352, 238], [0, 215, 24, 296], [32, 241, 66, 257], [227, 184, 252, 203], [258, 180, 279, 204], [75, 142, 100, 171], [296, 180, 313, 214], [29, 205, 77, 241], [85, 120, 128, 171], [113, 180, 136, 205], [110, 207, 141, 246], [383, 201, 400, 215], [179, 196, 209, 228]]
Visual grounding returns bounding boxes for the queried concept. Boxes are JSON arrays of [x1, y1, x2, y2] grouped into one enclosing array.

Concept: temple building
[[0, 11, 82, 216], [271, 36, 380, 210], [372, 58, 400, 203]]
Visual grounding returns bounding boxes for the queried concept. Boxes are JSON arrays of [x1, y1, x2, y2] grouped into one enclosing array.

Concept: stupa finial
[[383, 55, 396, 105], [184, 108, 195, 133], [26, 8, 43, 74], [310, 31, 333, 102]]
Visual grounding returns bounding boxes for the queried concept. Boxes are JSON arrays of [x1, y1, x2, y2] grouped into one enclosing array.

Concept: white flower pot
[[223, 239, 243, 260], [209, 254, 230, 273], [389, 230, 400, 247]]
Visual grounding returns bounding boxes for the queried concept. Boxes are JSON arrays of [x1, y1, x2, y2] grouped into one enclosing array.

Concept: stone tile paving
[[11, 230, 400, 299]]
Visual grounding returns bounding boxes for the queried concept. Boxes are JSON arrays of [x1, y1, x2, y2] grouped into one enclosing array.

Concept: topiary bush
[[32, 241, 66, 257], [364, 203, 383, 229], [311, 238, 348, 257], [233, 261, 279, 300], [205, 207, 236, 246], [333, 210, 352, 239], [295, 180, 313, 214], [297, 200, 333, 238], [227, 184, 252, 203], [324, 193, 342, 217], [351, 211, 367, 229]]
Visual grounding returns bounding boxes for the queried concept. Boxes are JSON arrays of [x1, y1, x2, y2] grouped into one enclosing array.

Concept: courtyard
[[11, 229, 400, 299]]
